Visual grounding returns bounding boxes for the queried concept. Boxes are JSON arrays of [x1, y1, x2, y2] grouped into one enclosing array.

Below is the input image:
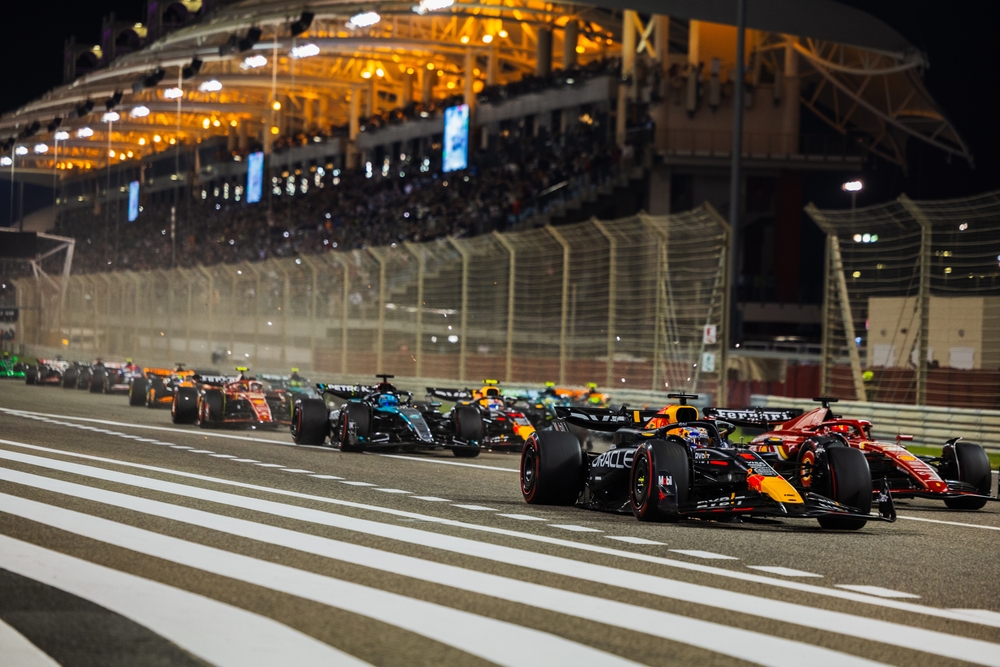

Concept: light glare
[[77, 127, 94, 138], [348, 11, 380, 28], [33, 144, 48, 154], [163, 87, 183, 99], [102, 111, 120, 122], [199, 79, 223, 92], [54, 131, 70, 141], [842, 180, 863, 192], [291, 43, 320, 58], [130, 105, 150, 118]]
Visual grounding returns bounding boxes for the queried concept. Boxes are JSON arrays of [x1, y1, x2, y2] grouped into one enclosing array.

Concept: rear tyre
[[62, 369, 78, 388], [25, 367, 37, 385], [796, 436, 845, 491], [630, 438, 689, 522], [292, 399, 329, 446], [944, 442, 991, 510], [146, 378, 166, 408], [89, 368, 107, 393], [338, 403, 371, 452], [172, 387, 198, 424], [817, 447, 872, 530], [129, 378, 148, 406], [520, 431, 583, 505], [76, 369, 90, 389], [199, 390, 224, 428], [455, 405, 485, 442], [452, 446, 481, 458]]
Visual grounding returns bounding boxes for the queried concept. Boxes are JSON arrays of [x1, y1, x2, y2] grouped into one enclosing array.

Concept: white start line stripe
[[2, 439, 996, 634], [747, 567, 823, 578], [669, 550, 738, 561], [0, 616, 60, 667], [0, 484, 888, 667], [1, 463, 996, 667], [835, 585, 920, 599], [896, 515, 1000, 532]]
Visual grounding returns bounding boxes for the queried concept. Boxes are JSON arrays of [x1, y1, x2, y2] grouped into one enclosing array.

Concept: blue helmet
[[377, 393, 399, 408]]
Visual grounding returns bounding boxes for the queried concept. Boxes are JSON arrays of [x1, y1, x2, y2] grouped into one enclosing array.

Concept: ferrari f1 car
[[171, 368, 293, 429], [718, 398, 994, 510], [291, 374, 481, 456], [424, 380, 535, 450], [521, 403, 895, 529]]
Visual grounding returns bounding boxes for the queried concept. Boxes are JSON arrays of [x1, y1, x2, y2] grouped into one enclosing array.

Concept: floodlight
[[0, 157, 10, 166], [348, 11, 380, 28], [290, 43, 320, 58], [238, 26, 262, 52], [130, 105, 150, 118], [413, 0, 453, 14], [163, 87, 184, 99], [15, 146, 28, 156], [33, 144, 48, 153], [289, 11, 314, 37], [54, 130, 70, 141], [77, 127, 94, 138], [241, 54, 267, 69], [102, 111, 120, 122], [199, 80, 223, 92], [182, 58, 203, 79], [842, 180, 863, 192]]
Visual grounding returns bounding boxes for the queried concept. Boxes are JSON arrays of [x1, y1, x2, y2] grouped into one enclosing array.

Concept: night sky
[[1, 0, 998, 222]]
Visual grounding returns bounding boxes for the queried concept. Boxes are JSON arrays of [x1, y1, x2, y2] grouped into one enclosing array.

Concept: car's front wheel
[[817, 447, 872, 530], [520, 431, 583, 505], [630, 438, 688, 522], [292, 399, 329, 446], [943, 442, 991, 510], [172, 387, 198, 424], [129, 378, 148, 406]]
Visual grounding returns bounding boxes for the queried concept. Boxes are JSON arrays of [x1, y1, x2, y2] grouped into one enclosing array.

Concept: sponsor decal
[[694, 451, 711, 460], [696, 493, 746, 509], [592, 447, 636, 469], [745, 459, 780, 477]]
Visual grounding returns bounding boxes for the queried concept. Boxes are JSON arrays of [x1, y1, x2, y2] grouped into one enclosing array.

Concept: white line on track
[[412, 496, 450, 502], [496, 514, 546, 521], [188, 450, 215, 454], [0, 488, 888, 667], [255, 463, 284, 468], [280, 469, 314, 474], [377, 453, 519, 472], [374, 489, 411, 494], [452, 504, 496, 511], [340, 481, 376, 487], [747, 567, 823, 578], [670, 550, 738, 560], [3, 440, 997, 633], [309, 474, 343, 480], [897, 515, 1000, 531], [0, 534, 368, 667], [1, 494, 643, 667], [230, 458, 260, 463], [835, 585, 920, 599], [549, 525, 602, 533], [606, 536, 665, 545], [0, 617, 60, 667]]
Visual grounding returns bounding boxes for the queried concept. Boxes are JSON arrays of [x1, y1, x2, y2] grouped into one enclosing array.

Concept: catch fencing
[[15, 206, 731, 404], [808, 190, 1000, 409]]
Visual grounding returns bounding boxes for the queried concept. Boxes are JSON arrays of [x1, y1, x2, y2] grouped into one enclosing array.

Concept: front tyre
[[292, 399, 330, 446], [630, 438, 689, 522], [452, 446, 481, 458], [198, 390, 224, 428], [817, 447, 872, 530], [172, 387, 198, 424], [455, 405, 485, 442], [337, 403, 370, 452], [520, 431, 583, 505], [943, 442, 991, 510], [89, 368, 107, 393], [146, 378, 166, 408], [129, 378, 148, 406]]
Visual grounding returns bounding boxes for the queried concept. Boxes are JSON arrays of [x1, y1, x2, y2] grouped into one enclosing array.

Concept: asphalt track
[[1, 381, 999, 667]]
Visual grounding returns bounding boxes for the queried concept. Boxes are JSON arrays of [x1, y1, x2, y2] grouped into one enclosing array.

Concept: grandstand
[[0, 0, 973, 389]]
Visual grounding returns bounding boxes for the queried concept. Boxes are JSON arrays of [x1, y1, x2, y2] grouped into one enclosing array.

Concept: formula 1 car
[[129, 365, 196, 408], [259, 369, 320, 418], [89, 360, 143, 394], [292, 374, 481, 456], [521, 403, 895, 529], [25, 359, 69, 386], [717, 398, 994, 510], [1, 352, 25, 379], [425, 380, 535, 450], [171, 368, 292, 429]]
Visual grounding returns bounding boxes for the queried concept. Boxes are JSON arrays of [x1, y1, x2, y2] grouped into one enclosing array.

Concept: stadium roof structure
[[0, 0, 971, 174]]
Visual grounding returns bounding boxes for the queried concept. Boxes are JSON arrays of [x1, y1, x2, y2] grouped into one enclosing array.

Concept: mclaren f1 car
[[521, 403, 895, 529], [129, 365, 196, 408], [714, 398, 995, 510]]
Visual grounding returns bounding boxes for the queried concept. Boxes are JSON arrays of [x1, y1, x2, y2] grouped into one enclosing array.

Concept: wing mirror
[[896, 434, 914, 443]]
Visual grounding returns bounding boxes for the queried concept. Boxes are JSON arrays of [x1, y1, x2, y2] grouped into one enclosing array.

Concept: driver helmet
[[249, 381, 264, 392], [378, 393, 399, 408], [668, 426, 711, 449]]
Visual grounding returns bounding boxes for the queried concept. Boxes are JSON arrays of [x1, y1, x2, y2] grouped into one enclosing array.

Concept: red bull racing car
[[170, 368, 293, 429], [425, 380, 535, 450], [711, 398, 994, 510]]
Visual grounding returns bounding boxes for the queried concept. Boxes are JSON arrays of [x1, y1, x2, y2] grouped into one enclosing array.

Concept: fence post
[[899, 194, 931, 406], [819, 235, 834, 396], [197, 266, 214, 365], [404, 242, 425, 377], [546, 225, 571, 384], [367, 248, 387, 374], [492, 231, 516, 383], [448, 238, 470, 381], [298, 255, 320, 372], [184, 269, 194, 360], [641, 216, 669, 391], [332, 253, 351, 375], [164, 270, 175, 363], [702, 203, 731, 407], [590, 219, 617, 388]]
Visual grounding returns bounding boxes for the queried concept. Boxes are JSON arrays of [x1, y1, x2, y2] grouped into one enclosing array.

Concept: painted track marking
[[497, 514, 546, 521], [835, 585, 920, 599], [747, 567, 822, 578], [452, 504, 496, 511], [670, 550, 738, 560], [606, 536, 665, 545], [549, 524, 602, 533], [412, 496, 450, 502]]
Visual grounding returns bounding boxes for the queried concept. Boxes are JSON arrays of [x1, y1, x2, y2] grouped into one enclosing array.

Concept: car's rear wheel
[[520, 431, 583, 505], [62, 368, 78, 389], [455, 405, 484, 442], [631, 438, 689, 522], [943, 442, 991, 510], [172, 387, 198, 424], [129, 378, 148, 406], [817, 447, 872, 530], [452, 446, 481, 458], [292, 399, 329, 446], [76, 369, 90, 389], [89, 368, 106, 393], [338, 403, 370, 452], [198, 390, 224, 428], [146, 378, 166, 408], [25, 367, 37, 385]]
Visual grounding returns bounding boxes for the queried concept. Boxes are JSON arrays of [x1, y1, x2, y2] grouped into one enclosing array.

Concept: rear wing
[[193, 374, 236, 386], [554, 406, 665, 432], [426, 387, 474, 402], [318, 383, 374, 400], [259, 374, 290, 383], [702, 407, 802, 426]]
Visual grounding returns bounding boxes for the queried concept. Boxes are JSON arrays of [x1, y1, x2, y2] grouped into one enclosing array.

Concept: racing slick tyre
[[199, 390, 224, 428], [129, 378, 148, 406], [146, 378, 166, 408], [62, 368, 78, 388], [171, 387, 198, 424], [795, 436, 845, 491], [89, 368, 107, 393], [453, 405, 484, 457], [337, 403, 371, 452], [943, 442, 991, 510], [817, 447, 872, 530], [520, 431, 583, 505], [630, 438, 689, 522], [76, 368, 90, 389], [25, 367, 37, 385], [292, 399, 330, 446]]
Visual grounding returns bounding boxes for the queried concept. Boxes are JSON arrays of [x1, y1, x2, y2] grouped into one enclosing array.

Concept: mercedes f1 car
[[718, 398, 994, 510], [425, 380, 535, 450], [521, 403, 895, 529], [171, 368, 292, 429], [291, 374, 481, 456]]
